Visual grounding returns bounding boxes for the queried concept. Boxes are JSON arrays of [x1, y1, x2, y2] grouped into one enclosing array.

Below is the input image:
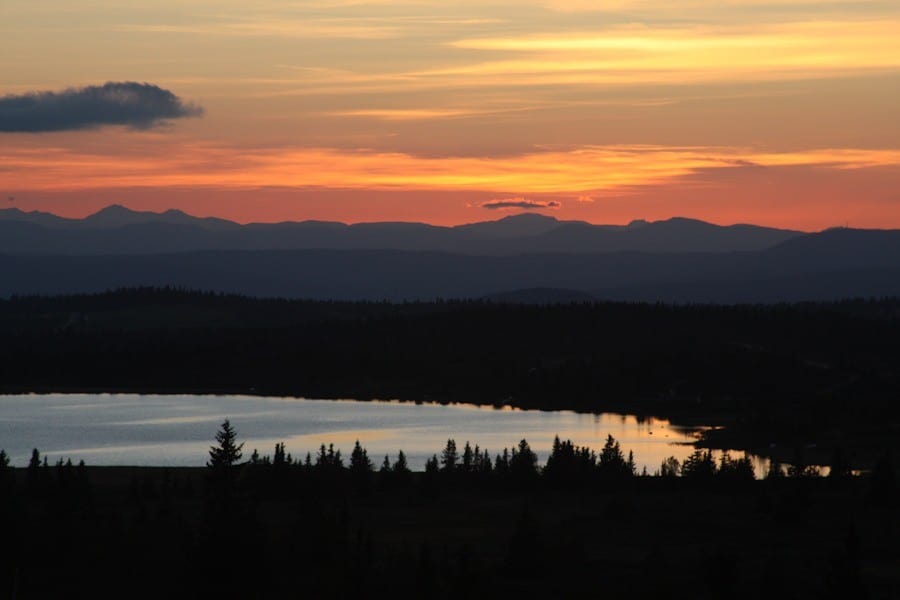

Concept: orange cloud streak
[[3, 140, 899, 196]]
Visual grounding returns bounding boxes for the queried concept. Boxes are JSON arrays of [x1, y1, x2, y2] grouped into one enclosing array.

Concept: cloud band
[[0, 82, 203, 133], [481, 199, 561, 210]]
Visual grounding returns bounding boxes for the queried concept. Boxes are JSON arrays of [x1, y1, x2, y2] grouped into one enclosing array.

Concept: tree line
[[1, 420, 893, 598], [202, 421, 895, 498], [3, 288, 899, 475]]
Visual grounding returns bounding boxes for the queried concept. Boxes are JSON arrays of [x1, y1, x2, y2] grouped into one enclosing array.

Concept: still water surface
[[0, 394, 724, 472]]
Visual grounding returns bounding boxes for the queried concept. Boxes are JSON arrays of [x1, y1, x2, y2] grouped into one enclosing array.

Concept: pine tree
[[440, 439, 458, 472], [462, 442, 474, 473], [660, 456, 680, 478], [510, 439, 538, 480], [28, 448, 41, 470], [207, 419, 244, 469], [350, 440, 373, 474], [26, 447, 43, 493], [425, 454, 439, 474], [599, 434, 631, 479], [273, 442, 287, 467], [681, 449, 716, 479], [394, 450, 410, 475]]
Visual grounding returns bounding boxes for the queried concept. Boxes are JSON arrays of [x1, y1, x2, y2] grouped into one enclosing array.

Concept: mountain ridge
[[1, 225, 899, 302], [0, 205, 806, 255]]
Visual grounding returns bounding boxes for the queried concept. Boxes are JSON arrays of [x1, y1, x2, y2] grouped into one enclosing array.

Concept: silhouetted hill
[[0, 207, 76, 228], [456, 213, 579, 238], [2, 228, 900, 301], [525, 217, 802, 253], [82, 204, 239, 230], [762, 227, 900, 270], [0, 206, 802, 255]]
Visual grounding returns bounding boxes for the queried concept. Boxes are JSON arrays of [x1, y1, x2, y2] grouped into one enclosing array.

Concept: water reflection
[[0, 393, 761, 474]]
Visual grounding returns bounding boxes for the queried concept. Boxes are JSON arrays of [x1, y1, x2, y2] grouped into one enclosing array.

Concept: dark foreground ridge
[[1, 421, 896, 598], [2, 288, 899, 469]]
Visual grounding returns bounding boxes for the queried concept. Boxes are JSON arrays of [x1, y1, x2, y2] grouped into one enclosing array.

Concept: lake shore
[[0, 382, 852, 469]]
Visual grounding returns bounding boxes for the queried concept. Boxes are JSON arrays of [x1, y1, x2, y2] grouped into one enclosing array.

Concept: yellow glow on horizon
[[3, 140, 899, 195]]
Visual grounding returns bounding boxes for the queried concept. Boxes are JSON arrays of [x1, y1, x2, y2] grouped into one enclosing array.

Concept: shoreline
[[3, 383, 836, 468]]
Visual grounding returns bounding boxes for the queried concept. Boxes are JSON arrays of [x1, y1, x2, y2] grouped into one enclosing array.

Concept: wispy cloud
[[443, 21, 900, 83], [2, 138, 897, 194], [112, 21, 401, 39], [481, 198, 561, 209], [0, 82, 203, 133]]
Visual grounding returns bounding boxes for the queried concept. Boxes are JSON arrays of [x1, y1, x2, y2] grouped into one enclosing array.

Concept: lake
[[0, 393, 742, 473]]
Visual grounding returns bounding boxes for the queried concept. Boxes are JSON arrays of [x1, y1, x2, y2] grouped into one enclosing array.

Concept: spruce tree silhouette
[[207, 419, 243, 469], [461, 441, 474, 474], [350, 440, 374, 493], [273, 442, 287, 467], [422, 454, 439, 497], [25, 448, 43, 494], [509, 439, 538, 486], [599, 434, 631, 480], [440, 439, 458, 473], [394, 450, 410, 474], [393, 450, 412, 487], [681, 449, 716, 480], [207, 419, 244, 505], [660, 456, 680, 478]]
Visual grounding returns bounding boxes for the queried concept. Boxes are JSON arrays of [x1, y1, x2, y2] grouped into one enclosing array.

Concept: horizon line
[[0, 202, 840, 232]]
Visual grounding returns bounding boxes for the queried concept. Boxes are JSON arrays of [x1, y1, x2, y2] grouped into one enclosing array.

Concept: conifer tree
[[207, 419, 244, 469], [394, 450, 410, 475], [462, 442, 474, 473], [510, 439, 538, 479], [350, 440, 373, 474], [440, 439, 458, 472], [273, 442, 287, 467]]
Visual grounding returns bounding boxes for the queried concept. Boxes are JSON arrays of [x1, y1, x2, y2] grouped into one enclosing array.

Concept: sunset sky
[[1, 0, 898, 229]]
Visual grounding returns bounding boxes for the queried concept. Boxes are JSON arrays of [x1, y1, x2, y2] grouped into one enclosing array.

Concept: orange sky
[[1, 0, 899, 229]]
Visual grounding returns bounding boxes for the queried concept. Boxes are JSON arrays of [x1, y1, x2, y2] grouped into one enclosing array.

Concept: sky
[[1, 0, 898, 229]]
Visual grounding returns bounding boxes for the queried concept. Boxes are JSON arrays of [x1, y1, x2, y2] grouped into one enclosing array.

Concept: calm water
[[0, 393, 732, 472]]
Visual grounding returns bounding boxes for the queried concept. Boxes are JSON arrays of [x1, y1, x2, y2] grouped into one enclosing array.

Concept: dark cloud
[[701, 157, 763, 168], [481, 199, 561, 210], [0, 82, 203, 133]]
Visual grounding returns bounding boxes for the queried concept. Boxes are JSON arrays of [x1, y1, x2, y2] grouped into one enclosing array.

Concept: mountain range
[[1, 205, 898, 302], [0, 205, 801, 255]]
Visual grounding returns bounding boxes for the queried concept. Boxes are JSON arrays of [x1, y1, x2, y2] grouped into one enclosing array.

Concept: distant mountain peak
[[162, 208, 190, 217], [89, 204, 136, 217], [496, 212, 559, 223]]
